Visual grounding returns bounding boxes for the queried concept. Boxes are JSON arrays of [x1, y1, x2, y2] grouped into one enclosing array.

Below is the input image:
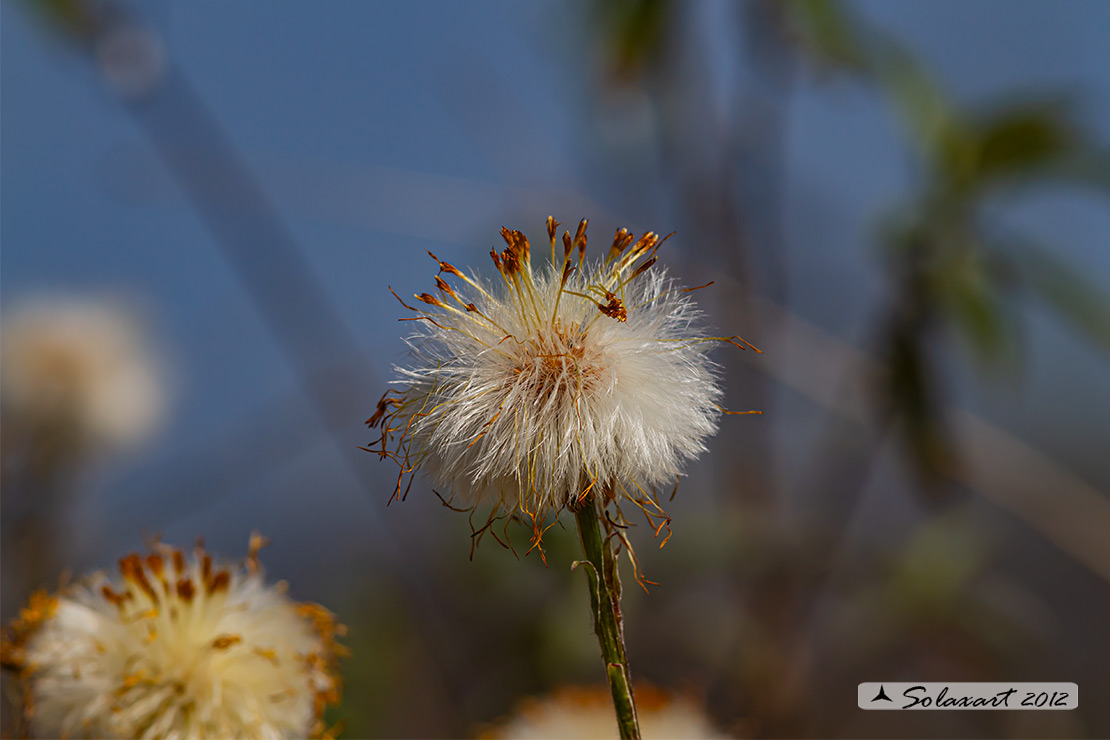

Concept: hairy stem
[[574, 494, 641, 740]]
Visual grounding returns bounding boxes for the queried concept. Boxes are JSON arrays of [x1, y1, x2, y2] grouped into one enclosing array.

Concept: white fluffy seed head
[[0, 294, 166, 455], [370, 219, 738, 524], [0, 536, 343, 739]]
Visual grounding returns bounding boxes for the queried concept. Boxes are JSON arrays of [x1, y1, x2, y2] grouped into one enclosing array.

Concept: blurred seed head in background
[[1, 294, 167, 465], [0, 535, 343, 739], [479, 684, 733, 740]]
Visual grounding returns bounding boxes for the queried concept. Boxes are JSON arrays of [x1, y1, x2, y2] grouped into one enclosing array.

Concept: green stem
[[573, 494, 641, 740]]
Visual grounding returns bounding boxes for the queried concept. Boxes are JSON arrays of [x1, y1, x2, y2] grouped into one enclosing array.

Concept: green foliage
[[19, 0, 99, 43], [596, 0, 672, 80], [781, 0, 1110, 487], [969, 102, 1079, 186]]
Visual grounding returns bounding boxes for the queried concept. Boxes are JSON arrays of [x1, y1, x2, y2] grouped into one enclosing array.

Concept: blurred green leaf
[[781, 1, 1108, 201], [998, 148, 1110, 197], [879, 224, 1011, 366], [596, 0, 671, 80], [873, 41, 972, 180], [972, 101, 1078, 181], [880, 305, 960, 492], [932, 247, 1012, 366], [18, 0, 100, 43]]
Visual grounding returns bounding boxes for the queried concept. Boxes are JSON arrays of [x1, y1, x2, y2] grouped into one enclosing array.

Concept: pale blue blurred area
[[3, 0, 1109, 587]]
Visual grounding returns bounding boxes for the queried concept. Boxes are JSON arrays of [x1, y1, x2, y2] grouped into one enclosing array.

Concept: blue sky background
[[4, 0, 1109, 577]]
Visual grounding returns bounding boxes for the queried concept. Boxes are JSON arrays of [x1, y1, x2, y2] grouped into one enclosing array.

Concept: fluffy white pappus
[[370, 219, 753, 523], [0, 294, 167, 455], [0, 536, 343, 739]]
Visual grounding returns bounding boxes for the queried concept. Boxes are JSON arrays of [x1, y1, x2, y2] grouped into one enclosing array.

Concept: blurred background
[[2, 1, 1109, 737]]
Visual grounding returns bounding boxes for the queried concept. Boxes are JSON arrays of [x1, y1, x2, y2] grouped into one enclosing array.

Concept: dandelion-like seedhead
[[0, 535, 343, 739], [368, 218, 757, 548], [0, 295, 166, 455]]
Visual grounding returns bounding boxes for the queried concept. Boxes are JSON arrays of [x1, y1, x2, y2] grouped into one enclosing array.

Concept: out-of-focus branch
[[738, 290, 1110, 581]]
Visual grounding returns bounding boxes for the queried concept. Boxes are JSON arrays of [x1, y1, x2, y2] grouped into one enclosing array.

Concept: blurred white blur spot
[[95, 24, 165, 99], [1, 294, 167, 456], [479, 685, 736, 739]]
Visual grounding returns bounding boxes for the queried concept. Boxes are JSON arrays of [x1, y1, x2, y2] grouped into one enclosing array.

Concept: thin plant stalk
[[573, 493, 641, 740]]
